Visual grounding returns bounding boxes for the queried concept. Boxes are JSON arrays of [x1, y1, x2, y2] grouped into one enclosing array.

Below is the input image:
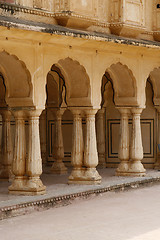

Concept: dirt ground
[[1, 184, 160, 240]]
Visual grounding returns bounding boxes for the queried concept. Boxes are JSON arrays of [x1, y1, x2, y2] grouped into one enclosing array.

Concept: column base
[[9, 177, 46, 195], [8, 176, 27, 193], [115, 161, 130, 176], [51, 161, 67, 175], [68, 167, 101, 185], [127, 160, 146, 177], [68, 167, 84, 182]]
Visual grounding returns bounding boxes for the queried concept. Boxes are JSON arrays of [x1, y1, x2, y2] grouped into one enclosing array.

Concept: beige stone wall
[[1, 0, 160, 39]]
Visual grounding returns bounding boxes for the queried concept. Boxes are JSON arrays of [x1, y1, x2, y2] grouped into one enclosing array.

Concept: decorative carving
[[54, 0, 69, 12]]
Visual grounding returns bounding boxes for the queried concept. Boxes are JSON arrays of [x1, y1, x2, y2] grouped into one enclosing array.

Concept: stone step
[[1, 175, 160, 220]]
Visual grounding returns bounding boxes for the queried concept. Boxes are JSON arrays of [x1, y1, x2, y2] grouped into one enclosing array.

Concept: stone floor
[[1, 168, 160, 208], [1, 183, 160, 240]]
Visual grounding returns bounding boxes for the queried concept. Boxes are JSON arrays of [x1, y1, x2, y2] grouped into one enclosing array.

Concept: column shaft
[[155, 109, 160, 169], [96, 108, 106, 168], [9, 111, 26, 194], [51, 109, 67, 175], [39, 110, 47, 166], [0, 110, 13, 180], [26, 110, 46, 194], [68, 109, 84, 183], [116, 108, 130, 176], [129, 108, 146, 176], [83, 109, 101, 184]]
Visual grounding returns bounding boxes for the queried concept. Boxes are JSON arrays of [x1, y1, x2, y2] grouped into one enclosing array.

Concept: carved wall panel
[[153, 1, 160, 30], [54, 0, 70, 12], [110, 0, 121, 22], [153, 1, 160, 41], [110, 0, 145, 25], [109, 0, 145, 37]]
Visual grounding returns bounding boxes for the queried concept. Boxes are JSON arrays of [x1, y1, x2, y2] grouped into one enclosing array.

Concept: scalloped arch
[[104, 62, 138, 106], [53, 57, 92, 106], [107, 62, 137, 98], [149, 67, 160, 101], [0, 51, 33, 100]]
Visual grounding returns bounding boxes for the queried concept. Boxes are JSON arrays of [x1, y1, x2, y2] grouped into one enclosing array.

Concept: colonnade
[[0, 105, 151, 195], [50, 106, 147, 180]]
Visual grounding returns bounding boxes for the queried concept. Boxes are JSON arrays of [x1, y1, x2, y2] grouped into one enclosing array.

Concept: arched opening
[[40, 58, 100, 185], [141, 79, 156, 169], [40, 65, 70, 175], [148, 67, 160, 169], [97, 63, 140, 174]]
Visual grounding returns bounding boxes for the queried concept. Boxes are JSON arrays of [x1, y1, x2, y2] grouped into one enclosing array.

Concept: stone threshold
[[1, 174, 160, 220]]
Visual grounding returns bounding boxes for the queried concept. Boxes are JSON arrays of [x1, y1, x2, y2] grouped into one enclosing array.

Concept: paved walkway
[[0, 169, 160, 220], [1, 184, 160, 240]]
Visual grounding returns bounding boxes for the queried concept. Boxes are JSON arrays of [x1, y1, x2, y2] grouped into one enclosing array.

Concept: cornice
[[0, 3, 54, 18]]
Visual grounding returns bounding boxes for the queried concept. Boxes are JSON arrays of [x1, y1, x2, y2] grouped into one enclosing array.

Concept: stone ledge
[[0, 15, 159, 49], [1, 176, 160, 220]]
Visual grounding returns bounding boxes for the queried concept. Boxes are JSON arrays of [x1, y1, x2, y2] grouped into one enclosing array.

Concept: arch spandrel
[[0, 51, 33, 108]]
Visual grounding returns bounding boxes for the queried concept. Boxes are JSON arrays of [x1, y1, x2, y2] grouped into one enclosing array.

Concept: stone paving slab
[[0, 169, 160, 220]]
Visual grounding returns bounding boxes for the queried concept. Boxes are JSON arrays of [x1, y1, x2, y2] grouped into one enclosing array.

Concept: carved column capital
[[117, 107, 131, 116], [84, 109, 98, 116], [131, 107, 143, 115]]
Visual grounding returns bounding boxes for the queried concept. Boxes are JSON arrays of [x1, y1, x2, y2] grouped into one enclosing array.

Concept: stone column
[[0, 110, 13, 180], [39, 110, 47, 166], [26, 110, 46, 195], [155, 107, 160, 169], [83, 109, 101, 184], [51, 108, 67, 175], [96, 108, 106, 168], [9, 111, 27, 194], [116, 108, 130, 176], [68, 109, 84, 184], [129, 108, 146, 176]]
